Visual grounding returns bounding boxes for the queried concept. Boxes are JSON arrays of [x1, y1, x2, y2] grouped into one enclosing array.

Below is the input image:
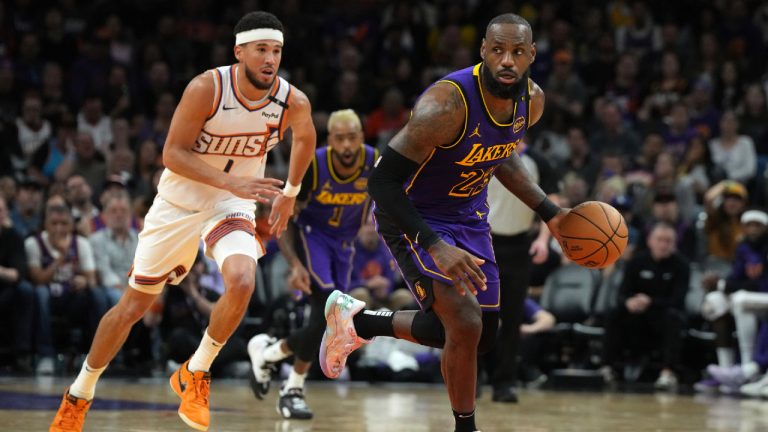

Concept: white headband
[[236, 28, 284, 45]]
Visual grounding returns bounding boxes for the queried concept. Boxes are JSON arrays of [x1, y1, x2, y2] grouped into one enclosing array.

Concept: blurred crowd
[[1, 0, 768, 395]]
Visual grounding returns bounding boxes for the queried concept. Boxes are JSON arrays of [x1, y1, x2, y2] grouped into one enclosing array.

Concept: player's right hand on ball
[[428, 240, 486, 296], [228, 177, 284, 203]]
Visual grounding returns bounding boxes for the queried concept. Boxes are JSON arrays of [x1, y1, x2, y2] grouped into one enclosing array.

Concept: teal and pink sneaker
[[319, 290, 370, 379]]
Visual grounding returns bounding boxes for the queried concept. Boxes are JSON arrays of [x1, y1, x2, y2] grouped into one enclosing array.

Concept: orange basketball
[[558, 201, 628, 269]]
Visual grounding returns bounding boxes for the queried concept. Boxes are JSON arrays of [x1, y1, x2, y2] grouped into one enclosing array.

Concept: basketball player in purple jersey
[[319, 14, 568, 432], [248, 109, 377, 419]]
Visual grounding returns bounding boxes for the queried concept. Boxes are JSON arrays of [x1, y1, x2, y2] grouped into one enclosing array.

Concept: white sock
[[188, 330, 225, 372], [69, 359, 107, 400], [742, 361, 759, 379], [283, 368, 307, 392], [717, 348, 735, 367], [263, 340, 291, 363]]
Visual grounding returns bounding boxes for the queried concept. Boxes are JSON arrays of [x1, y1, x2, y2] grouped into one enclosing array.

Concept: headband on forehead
[[236, 28, 284, 45]]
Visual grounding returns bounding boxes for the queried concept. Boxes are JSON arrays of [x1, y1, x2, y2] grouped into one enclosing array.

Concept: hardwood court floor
[[1, 377, 766, 431]]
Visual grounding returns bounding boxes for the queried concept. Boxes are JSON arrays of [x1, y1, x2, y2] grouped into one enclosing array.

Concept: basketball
[[558, 201, 628, 269]]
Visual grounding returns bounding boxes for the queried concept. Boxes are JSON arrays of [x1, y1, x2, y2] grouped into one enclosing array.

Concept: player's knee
[[445, 305, 482, 344], [114, 299, 150, 324], [223, 270, 255, 300]]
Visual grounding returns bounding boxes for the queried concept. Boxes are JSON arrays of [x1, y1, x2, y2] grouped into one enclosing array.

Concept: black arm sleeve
[[368, 147, 440, 249]]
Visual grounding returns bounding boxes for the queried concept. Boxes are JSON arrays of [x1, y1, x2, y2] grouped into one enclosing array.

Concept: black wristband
[[534, 197, 560, 222]]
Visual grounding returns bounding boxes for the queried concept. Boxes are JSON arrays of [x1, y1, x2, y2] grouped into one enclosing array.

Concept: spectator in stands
[[737, 84, 768, 154], [677, 136, 713, 203], [703, 180, 748, 264], [56, 131, 107, 192], [590, 101, 641, 158], [714, 61, 743, 111], [77, 94, 112, 156], [602, 53, 642, 119], [65, 175, 98, 237], [40, 62, 68, 121], [637, 51, 688, 124], [642, 187, 698, 261], [348, 220, 413, 311], [709, 110, 757, 184], [603, 222, 690, 389], [0, 196, 35, 373], [25, 203, 107, 374], [136, 91, 174, 148], [364, 87, 408, 150], [543, 49, 586, 124], [134, 139, 161, 199], [662, 102, 697, 161], [559, 126, 599, 192], [16, 94, 52, 170], [30, 112, 76, 184], [9, 179, 43, 238], [688, 77, 721, 140], [89, 192, 137, 306]]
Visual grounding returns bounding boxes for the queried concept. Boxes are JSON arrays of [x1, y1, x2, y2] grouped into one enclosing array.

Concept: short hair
[[650, 220, 676, 236], [486, 13, 532, 34], [234, 11, 283, 36], [327, 109, 362, 132], [45, 204, 72, 221]]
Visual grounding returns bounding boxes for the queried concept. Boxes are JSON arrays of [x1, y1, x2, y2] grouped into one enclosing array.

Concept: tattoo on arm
[[389, 83, 465, 162]]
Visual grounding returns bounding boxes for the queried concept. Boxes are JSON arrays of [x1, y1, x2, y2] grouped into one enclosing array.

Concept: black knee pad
[[477, 312, 499, 354], [410, 311, 446, 349]]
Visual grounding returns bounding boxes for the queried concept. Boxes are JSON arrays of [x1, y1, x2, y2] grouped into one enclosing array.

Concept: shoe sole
[[247, 334, 274, 400], [319, 291, 344, 378]]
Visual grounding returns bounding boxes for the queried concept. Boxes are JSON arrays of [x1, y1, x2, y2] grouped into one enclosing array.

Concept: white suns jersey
[[157, 64, 291, 211]]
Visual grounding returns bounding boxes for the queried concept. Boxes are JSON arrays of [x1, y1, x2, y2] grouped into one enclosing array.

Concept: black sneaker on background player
[[277, 386, 313, 419]]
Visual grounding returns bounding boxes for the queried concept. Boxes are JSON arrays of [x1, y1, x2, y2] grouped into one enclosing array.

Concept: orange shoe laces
[[192, 375, 210, 406], [56, 399, 85, 429]]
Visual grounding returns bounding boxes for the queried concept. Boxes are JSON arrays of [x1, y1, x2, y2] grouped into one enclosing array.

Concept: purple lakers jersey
[[405, 63, 531, 219], [297, 144, 378, 240]]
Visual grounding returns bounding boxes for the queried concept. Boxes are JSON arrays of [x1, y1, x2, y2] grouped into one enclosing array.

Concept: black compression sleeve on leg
[[368, 146, 440, 249], [353, 309, 395, 339], [409, 310, 446, 349]]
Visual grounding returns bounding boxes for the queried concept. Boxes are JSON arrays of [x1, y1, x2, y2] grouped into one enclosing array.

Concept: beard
[[333, 148, 361, 169], [481, 63, 530, 100], [243, 64, 275, 90]]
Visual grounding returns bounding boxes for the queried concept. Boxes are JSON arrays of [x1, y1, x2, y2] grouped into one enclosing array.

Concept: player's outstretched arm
[[162, 73, 284, 203], [270, 87, 316, 236], [494, 82, 567, 239], [369, 83, 487, 296]]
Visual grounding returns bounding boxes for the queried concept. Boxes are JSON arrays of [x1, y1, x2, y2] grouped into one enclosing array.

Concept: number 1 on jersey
[[328, 207, 343, 227]]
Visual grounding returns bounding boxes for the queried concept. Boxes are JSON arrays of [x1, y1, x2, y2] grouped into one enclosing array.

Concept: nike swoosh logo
[[178, 372, 187, 393], [223, 105, 237, 110]]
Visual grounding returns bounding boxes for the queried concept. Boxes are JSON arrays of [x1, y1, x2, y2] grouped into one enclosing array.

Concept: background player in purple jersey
[[319, 14, 568, 432], [248, 109, 377, 420]]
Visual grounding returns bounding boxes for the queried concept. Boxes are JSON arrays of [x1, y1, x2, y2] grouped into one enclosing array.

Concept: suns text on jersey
[[193, 129, 279, 157], [455, 139, 520, 167]]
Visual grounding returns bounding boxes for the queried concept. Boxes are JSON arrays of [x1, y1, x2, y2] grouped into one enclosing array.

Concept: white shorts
[[128, 196, 265, 294]]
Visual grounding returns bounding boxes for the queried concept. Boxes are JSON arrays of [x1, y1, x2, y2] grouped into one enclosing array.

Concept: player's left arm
[[269, 87, 317, 236], [495, 81, 567, 240]]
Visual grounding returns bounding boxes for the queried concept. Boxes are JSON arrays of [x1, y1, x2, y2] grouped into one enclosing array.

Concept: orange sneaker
[[49, 389, 92, 432], [169, 360, 211, 431]]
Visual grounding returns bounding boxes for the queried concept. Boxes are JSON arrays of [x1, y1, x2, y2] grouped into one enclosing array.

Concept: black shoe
[[276, 387, 313, 420], [492, 386, 519, 403]]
